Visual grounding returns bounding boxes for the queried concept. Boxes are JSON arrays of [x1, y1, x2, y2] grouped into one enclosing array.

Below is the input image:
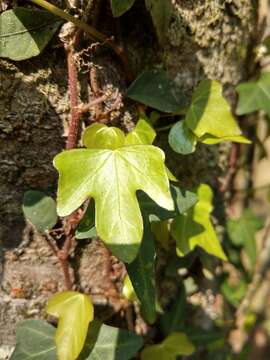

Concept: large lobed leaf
[[46, 291, 94, 360], [0, 7, 61, 61]]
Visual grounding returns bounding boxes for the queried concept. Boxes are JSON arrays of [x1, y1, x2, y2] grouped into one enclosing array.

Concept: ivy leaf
[[141, 332, 195, 360], [151, 220, 170, 250], [122, 274, 139, 302], [227, 210, 263, 270], [0, 8, 62, 61], [125, 117, 156, 145], [22, 190, 58, 233], [83, 123, 125, 150], [168, 121, 197, 155], [46, 291, 94, 360], [126, 70, 187, 113], [75, 200, 96, 239], [79, 321, 143, 360], [185, 80, 249, 143], [11, 320, 56, 360], [236, 72, 270, 118], [170, 185, 198, 214], [145, 0, 173, 43], [54, 125, 173, 263], [171, 184, 227, 261], [110, 0, 136, 17], [126, 213, 156, 323]]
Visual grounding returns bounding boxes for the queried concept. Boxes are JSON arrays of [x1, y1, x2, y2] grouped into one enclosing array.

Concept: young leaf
[[168, 121, 197, 155], [46, 291, 94, 360], [227, 210, 263, 270], [125, 118, 156, 145], [185, 80, 249, 143], [145, 0, 173, 43], [171, 184, 227, 261], [83, 123, 125, 149], [79, 321, 143, 360], [11, 320, 56, 360], [110, 0, 136, 17], [236, 72, 270, 118], [126, 213, 156, 323], [54, 126, 174, 263], [141, 332, 195, 360], [0, 8, 62, 61], [126, 70, 187, 113], [75, 200, 97, 239], [199, 133, 251, 145], [22, 190, 58, 233], [122, 274, 139, 302]]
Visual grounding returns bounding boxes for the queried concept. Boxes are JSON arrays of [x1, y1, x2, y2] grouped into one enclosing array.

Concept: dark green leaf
[[126, 70, 187, 113], [145, 0, 172, 43], [76, 200, 97, 239], [126, 214, 156, 324], [11, 320, 56, 360], [110, 0, 136, 17], [169, 121, 197, 154], [0, 8, 62, 61], [79, 321, 143, 360], [22, 190, 58, 233]]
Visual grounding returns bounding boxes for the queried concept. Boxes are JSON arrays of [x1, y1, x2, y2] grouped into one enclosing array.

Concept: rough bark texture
[[0, 0, 257, 355]]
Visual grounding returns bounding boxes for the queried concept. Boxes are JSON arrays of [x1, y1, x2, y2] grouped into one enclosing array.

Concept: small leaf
[[125, 117, 156, 145], [170, 185, 198, 214], [126, 70, 187, 113], [185, 80, 248, 142], [110, 0, 136, 17], [122, 274, 138, 302], [11, 320, 56, 360], [75, 200, 96, 239], [236, 72, 270, 118], [0, 8, 62, 61], [46, 291, 94, 360], [145, 0, 173, 43], [126, 214, 156, 323], [141, 332, 195, 360], [200, 133, 251, 145], [79, 321, 143, 360], [171, 184, 227, 261], [168, 121, 197, 154], [227, 210, 263, 270], [83, 123, 125, 149], [22, 190, 58, 233]]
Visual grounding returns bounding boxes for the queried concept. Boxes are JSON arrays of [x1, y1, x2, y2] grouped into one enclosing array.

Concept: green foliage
[[0, 7, 61, 61], [226, 210, 263, 270], [125, 117, 156, 145], [141, 332, 195, 360], [169, 121, 197, 155], [11, 320, 56, 360], [46, 291, 94, 360], [75, 199, 96, 239], [221, 277, 247, 307], [236, 72, 270, 118], [110, 0, 136, 17], [127, 70, 186, 113], [22, 190, 58, 233], [171, 184, 227, 261], [79, 321, 143, 360], [54, 123, 173, 263]]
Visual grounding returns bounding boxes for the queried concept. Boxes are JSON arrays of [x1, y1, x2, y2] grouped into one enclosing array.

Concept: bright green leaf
[[46, 291, 94, 360], [125, 118, 156, 145], [79, 321, 143, 360], [122, 274, 138, 302], [227, 210, 263, 270], [11, 320, 56, 360], [171, 184, 227, 261], [22, 190, 58, 233], [126, 70, 187, 113], [126, 214, 156, 323], [186, 80, 247, 141], [110, 0, 136, 17], [0, 8, 62, 61], [141, 332, 195, 360], [200, 133, 251, 145], [145, 0, 173, 43], [168, 121, 197, 154], [54, 138, 173, 263], [83, 123, 125, 150], [75, 200, 96, 239], [236, 72, 270, 118]]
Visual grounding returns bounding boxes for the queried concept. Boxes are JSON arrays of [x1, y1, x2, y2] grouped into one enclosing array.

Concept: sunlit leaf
[[79, 321, 143, 360], [168, 121, 197, 154], [141, 332, 195, 360], [185, 80, 248, 142], [125, 118, 156, 145], [126, 70, 187, 113], [22, 190, 58, 233], [122, 274, 138, 302], [54, 124, 174, 263], [171, 184, 227, 261], [0, 8, 62, 61], [110, 0, 136, 17], [11, 320, 56, 360], [200, 134, 251, 145], [83, 123, 125, 150], [46, 291, 94, 360], [236, 72, 270, 118], [145, 0, 173, 43]]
